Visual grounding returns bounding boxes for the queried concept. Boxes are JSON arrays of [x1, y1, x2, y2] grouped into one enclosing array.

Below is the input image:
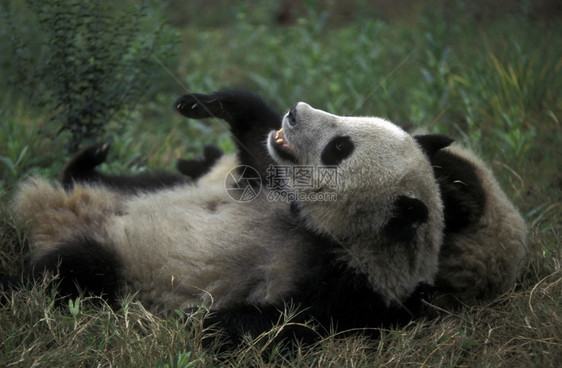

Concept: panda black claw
[[174, 94, 213, 119], [95, 142, 111, 161]]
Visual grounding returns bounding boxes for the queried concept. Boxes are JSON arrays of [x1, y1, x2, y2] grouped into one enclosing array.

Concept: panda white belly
[[13, 154, 310, 312], [104, 182, 304, 311]]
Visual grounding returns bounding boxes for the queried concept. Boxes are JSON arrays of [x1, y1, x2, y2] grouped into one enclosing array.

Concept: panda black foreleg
[[175, 90, 281, 179], [27, 236, 121, 305], [174, 90, 280, 133]]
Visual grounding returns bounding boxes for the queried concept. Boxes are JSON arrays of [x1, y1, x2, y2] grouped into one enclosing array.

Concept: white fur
[[12, 177, 124, 257], [13, 156, 312, 311]]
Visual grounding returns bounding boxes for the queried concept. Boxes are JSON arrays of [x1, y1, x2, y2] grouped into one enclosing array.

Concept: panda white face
[[267, 102, 444, 302], [267, 102, 437, 235], [268, 102, 423, 190]]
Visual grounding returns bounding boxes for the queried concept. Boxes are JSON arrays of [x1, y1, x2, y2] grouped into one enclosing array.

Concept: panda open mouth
[[270, 128, 298, 162]]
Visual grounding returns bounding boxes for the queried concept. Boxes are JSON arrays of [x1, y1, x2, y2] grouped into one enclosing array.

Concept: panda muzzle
[[272, 128, 298, 161]]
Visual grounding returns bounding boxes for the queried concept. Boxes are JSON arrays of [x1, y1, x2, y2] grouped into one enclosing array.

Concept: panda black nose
[[287, 103, 298, 126]]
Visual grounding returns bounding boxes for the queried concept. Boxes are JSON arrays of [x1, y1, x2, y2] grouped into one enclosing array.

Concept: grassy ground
[[1, 1, 561, 367]]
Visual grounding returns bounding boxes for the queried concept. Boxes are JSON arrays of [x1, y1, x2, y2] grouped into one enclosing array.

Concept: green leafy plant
[[5, 0, 178, 153]]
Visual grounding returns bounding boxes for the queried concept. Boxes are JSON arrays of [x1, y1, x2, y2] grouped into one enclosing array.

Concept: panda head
[[267, 102, 447, 303], [267, 102, 443, 240]]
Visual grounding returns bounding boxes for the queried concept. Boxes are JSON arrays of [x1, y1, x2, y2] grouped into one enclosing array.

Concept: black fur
[[59, 142, 189, 193], [414, 134, 454, 157], [287, 103, 298, 126], [0, 275, 20, 306], [58, 141, 110, 188], [176, 145, 223, 178], [384, 196, 429, 243], [321, 136, 355, 166], [414, 134, 486, 233], [175, 90, 281, 181], [28, 236, 121, 303], [431, 150, 486, 232], [200, 242, 428, 345], [300, 259, 428, 334]]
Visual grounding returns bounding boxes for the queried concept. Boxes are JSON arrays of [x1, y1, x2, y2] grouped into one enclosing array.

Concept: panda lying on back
[[172, 91, 526, 303], [9, 90, 526, 344]]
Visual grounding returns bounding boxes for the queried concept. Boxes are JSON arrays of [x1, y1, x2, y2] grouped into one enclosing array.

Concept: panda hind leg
[[58, 141, 111, 190], [59, 141, 190, 194], [28, 236, 121, 305]]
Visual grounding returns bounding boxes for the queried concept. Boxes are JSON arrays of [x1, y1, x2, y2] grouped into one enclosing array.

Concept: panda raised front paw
[[174, 93, 219, 119]]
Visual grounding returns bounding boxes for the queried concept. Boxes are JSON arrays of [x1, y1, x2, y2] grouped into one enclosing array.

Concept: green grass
[[1, 1, 561, 366]]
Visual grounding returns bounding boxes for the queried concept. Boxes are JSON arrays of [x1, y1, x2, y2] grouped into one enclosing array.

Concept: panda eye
[[321, 136, 354, 166]]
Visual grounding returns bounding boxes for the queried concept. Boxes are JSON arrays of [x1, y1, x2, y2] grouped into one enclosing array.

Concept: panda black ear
[[414, 134, 454, 157], [384, 196, 429, 243]]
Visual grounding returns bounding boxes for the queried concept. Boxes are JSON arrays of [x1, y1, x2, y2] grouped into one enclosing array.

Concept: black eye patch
[[321, 136, 354, 166]]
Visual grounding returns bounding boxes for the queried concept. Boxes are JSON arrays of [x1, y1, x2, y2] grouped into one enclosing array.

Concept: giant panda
[[175, 90, 527, 305], [8, 90, 526, 344]]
